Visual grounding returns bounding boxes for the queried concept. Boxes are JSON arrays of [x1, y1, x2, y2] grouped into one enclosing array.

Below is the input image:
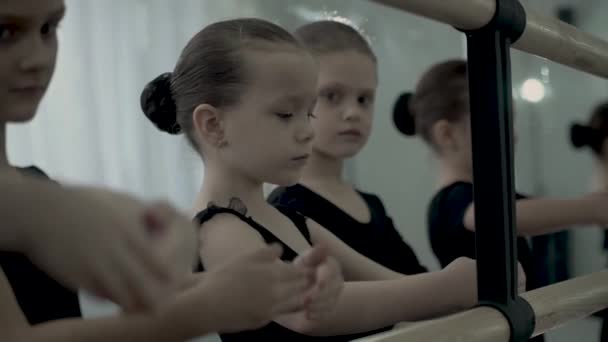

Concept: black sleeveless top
[[195, 203, 372, 342], [0, 166, 81, 324], [268, 184, 427, 276], [427, 181, 543, 342]]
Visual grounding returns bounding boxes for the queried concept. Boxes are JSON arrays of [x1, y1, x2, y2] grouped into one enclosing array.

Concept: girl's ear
[[193, 104, 227, 148]]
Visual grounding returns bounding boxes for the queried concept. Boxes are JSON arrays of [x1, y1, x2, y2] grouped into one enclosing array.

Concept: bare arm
[[0, 171, 197, 311], [278, 271, 469, 336], [1, 268, 224, 342], [10, 316, 184, 342], [200, 215, 476, 336], [463, 197, 604, 236]]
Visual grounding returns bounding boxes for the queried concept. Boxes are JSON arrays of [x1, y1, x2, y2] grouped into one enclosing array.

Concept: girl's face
[[0, 0, 64, 124], [433, 111, 519, 175], [209, 45, 318, 186], [310, 51, 377, 159], [433, 114, 474, 173]]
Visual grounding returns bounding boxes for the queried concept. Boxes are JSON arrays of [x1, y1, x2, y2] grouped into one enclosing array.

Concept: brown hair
[[140, 18, 302, 149], [393, 59, 470, 145], [570, 102, 608, 155], [294, 20, 376, 61]]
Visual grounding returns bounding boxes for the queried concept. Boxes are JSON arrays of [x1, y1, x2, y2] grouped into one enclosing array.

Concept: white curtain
[[5, 2, 266, 340], [7, 0, 220, 209]]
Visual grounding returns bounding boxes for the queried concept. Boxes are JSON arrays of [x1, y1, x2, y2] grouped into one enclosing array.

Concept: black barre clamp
[[478, 297, 536, 342], [456, 0, 526, 42]]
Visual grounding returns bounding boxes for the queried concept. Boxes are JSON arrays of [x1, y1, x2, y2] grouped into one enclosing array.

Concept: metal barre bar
[[370, 0, 608, 78], [354, 270, 608, 342]]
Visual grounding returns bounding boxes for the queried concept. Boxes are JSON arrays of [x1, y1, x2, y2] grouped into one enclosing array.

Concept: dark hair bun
[[141, 72, 181, 135], [393, 92, 416, 136], [570, 123, 592, 149]]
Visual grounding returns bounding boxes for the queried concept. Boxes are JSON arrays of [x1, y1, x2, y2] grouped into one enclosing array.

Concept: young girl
[[394, 59, 608, 340], [570, 102, 608, 342], [1, 0, 316, 340], [267, 20, 427, 339], [142, 17, 518, 342]]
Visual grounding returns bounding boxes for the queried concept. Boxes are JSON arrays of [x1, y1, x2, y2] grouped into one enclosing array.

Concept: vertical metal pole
[[467, 29, 519, 304]]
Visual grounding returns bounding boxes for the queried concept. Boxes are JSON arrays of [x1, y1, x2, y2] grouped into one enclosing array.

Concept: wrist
[[581, 196, 603, 225], [437, 268, 472, 311], [160, 273, 222, 338]]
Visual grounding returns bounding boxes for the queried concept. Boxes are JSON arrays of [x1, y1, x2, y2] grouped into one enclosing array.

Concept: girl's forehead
[[0, 0, 65, 23], [242, 48, 318, 101]]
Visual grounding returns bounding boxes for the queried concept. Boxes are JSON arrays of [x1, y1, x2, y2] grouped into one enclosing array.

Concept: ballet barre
[[366, 0, 608, 340], [355, 270, 608, 341], [371, 0, 608, 78]]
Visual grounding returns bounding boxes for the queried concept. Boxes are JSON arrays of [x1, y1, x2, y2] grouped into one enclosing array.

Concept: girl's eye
[[0, 25, 18, 42], [275, 112, 293, 120]]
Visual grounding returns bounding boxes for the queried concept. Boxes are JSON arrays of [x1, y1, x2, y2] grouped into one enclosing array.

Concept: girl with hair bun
[[267, 20, 427, 340]]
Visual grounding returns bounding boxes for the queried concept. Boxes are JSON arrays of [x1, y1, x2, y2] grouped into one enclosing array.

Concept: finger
[[276, 279, 312, 305], [306, 285, 336, 312], [315, 262, 336, 287], [310, 261, 340, 295], [274, 276, 312, 312], [293, 245, 328, 269], [275, 262, 313, 283], [273, 292, 309, 314]]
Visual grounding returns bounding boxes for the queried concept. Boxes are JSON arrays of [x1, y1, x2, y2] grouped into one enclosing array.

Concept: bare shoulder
[[197, 212, 269, 269]]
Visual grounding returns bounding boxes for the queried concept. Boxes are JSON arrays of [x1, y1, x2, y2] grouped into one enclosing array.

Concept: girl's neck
[[0, 124, 17, 177], [437, 157, 473, 188], [300, 148, 347, 189], [194, 163, 267, 215], [592, 159, 608, 191]]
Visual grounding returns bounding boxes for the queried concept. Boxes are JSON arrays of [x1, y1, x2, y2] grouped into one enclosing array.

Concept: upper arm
[[198, 214, 269, 270], [0, 268, 28, 340], [307, 220, 402, 281]]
